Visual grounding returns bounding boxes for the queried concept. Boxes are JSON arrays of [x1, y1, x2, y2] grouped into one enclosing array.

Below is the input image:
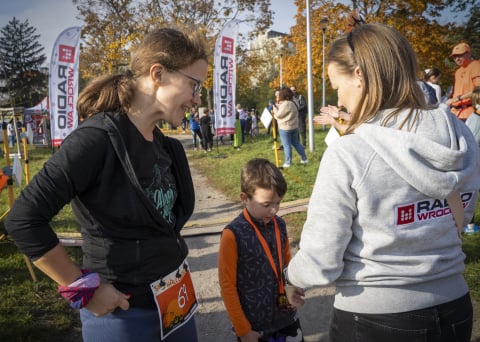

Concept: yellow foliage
[[76, 0, 465, 110], [277, 0, 462, 109]]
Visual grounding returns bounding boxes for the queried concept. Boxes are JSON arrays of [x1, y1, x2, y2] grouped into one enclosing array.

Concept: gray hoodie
[[287, 104, 480, 313]]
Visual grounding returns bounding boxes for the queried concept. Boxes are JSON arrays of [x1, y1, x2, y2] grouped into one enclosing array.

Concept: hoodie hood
[[355, 104, 480, 199]]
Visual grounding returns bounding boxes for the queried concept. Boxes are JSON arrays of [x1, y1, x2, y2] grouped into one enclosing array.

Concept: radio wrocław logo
[[395, 192, 473, 226]]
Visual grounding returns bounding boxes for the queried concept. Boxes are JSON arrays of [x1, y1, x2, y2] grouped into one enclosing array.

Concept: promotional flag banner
[[49, 27, 82, 147], [213, 20, 239, 136]]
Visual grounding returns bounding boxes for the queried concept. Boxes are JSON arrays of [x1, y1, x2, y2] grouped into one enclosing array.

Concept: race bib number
[[150, 258, 198, 340]]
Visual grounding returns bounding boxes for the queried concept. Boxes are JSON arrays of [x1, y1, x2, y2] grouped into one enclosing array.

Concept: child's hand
[[285, 285, 306, 309], [240, 330, 261, 342]]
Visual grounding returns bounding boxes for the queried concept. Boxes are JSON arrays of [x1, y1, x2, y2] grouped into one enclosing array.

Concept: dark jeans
[[236, 319, 303, 342], [240, 119, 246, 144], [200, 127, 213, 150], [298, 113, 306, 147], [330, 293, 472, 342], [191, 128, 202, 148]]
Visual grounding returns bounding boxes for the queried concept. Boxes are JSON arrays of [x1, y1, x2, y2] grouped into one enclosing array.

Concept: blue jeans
[[330, 293, 472, 342], [80, 307, 198, 342], [191, 128, 202, 148], [278, 128, 307, 165]]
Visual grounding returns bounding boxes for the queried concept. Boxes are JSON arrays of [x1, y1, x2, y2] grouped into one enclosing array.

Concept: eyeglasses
[[170, 69, 203, 97]]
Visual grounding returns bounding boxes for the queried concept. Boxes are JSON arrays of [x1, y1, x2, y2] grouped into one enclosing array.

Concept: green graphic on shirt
[[145, 164, 177, 225]]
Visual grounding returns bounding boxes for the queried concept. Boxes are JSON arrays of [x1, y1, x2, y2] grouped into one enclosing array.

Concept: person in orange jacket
[[446, 42, 480, 121]]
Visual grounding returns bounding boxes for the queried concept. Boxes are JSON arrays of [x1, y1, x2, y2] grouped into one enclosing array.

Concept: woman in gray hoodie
[[286, 23, 480, 342]]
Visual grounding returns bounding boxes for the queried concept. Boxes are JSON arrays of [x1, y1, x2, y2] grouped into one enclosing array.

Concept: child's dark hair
[[241, 158, 287, 198], [423, 67, 441, 82]]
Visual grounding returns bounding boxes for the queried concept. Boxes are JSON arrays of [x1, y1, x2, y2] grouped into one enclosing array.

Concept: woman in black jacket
[[6, 27, 207, 342]]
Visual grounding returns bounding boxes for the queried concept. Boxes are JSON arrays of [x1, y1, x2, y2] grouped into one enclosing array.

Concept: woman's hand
[[285, 285, 306, 309], [240, 330, 262, 342], [314, 114, 335, 126], [85, 283, 131, 316], [320, 105, 340, 118]]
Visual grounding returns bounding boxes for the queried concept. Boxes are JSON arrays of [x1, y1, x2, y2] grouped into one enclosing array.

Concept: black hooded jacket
[[6, 112, 195, 308]]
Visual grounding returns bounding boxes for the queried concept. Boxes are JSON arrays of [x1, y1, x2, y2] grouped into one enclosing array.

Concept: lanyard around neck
[[243, 208, 285, 294]]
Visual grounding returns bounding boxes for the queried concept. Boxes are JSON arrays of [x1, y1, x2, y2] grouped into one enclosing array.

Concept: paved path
[[167, 132, 335, 342]]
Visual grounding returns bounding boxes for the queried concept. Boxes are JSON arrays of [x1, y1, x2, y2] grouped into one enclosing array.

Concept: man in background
[[291, 86, 308, 147], [446, 42, 480, 121]]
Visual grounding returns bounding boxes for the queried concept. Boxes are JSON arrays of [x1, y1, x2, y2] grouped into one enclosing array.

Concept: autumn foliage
[[73, 0, 478, 111]]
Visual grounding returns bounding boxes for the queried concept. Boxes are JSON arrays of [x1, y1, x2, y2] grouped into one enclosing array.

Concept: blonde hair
[[77, 27, 207, 119], [327, 24, 427, 134]]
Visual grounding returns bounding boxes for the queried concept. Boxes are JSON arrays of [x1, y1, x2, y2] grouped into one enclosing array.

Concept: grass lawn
[[0, 125, 479, 340]]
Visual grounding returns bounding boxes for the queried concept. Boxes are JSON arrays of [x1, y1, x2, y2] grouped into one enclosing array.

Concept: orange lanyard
[[243, 208, 285, 294]]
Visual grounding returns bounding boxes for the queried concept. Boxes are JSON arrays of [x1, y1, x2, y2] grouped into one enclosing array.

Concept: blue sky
[[0, 0, 83, 64], [0, 0, 297, 66]]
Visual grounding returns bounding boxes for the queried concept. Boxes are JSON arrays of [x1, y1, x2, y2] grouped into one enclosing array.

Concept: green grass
[[0, 240, 82, 341], [463, 233, 480, 300], [0, 145, 83, 341], [187, 127, 329, 202], [0, 125, 479, 340]]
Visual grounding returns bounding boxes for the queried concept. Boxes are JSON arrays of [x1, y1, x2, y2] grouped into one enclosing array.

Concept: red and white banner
[[213, 20, 239, 136], [49, 26, 82, 147]]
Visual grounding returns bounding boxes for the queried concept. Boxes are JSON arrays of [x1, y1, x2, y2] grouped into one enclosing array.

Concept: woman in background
[[272, 87, 308, 168]]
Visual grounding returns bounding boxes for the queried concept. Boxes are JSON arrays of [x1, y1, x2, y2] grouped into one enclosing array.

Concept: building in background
[[247, 30, 289, 87]]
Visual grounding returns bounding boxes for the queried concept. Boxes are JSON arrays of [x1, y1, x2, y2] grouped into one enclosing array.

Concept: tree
[[73, 0, 274, 85], [0, 17, 47, 107], [279, 0, 478, 111], [461, 5, 480, 56]]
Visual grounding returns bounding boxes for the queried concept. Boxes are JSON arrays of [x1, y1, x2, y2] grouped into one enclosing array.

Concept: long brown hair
[[278, 87, 294, 101], [327, 24, 427, 134], [77, 27, 207, 119]]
